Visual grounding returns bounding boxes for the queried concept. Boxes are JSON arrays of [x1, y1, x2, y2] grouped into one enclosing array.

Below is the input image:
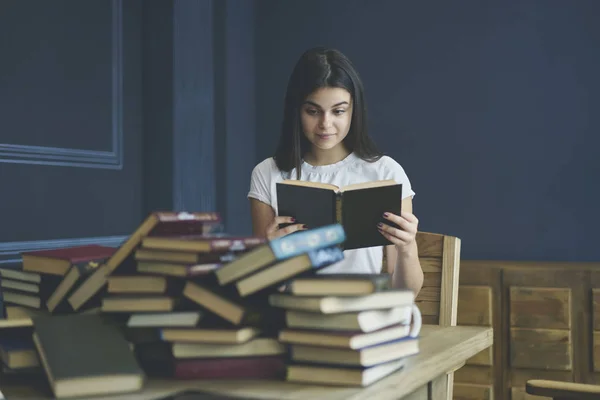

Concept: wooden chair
[[384, 231, 461, 399], [526, 380, 600, 399]]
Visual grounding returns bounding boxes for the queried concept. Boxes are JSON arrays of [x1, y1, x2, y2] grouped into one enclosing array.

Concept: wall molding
[[0, 235, 127, 266], [0, 0, 124, 170]]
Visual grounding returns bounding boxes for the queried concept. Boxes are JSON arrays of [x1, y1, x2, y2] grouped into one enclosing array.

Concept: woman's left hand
[[377, 211, 419, 254]]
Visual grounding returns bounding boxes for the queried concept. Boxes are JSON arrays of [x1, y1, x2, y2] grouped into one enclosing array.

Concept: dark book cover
[[276, 182, 402, 250], [340, 184, 402, 249], [32, 314, 144, 396], [136, 351, 286, 380], [277, 185, 337, 229], [21, 245, 116, 263]]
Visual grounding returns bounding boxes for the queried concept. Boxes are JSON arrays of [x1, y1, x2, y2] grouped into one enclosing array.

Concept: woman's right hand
[[265, 216, 307, 240]]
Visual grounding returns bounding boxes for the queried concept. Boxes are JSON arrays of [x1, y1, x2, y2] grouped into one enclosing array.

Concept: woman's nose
[[319, 113, 333, 129]]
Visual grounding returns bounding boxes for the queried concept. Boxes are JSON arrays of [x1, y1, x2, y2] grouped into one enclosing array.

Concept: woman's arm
[[249, 198, 306, 239], [250, 198, 276, 238], [382, 197, 424, 295]]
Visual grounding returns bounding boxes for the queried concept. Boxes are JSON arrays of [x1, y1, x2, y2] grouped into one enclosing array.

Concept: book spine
[[335, 192, 343, 226], [269, 224, 346, 259]]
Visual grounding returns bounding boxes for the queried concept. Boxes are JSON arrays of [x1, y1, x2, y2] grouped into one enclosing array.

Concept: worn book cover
[[32, 314, 144, 398], [276, 180, 402, 249]]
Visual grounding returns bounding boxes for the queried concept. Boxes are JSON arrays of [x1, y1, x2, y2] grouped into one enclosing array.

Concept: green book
[[32, 314, 144, 398]]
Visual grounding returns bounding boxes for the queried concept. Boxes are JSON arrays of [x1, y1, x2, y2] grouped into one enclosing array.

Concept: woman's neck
[[304, 145, 351, 166]]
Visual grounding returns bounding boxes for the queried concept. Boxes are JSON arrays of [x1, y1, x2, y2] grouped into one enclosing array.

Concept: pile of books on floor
[[0, 210, 422, 398]]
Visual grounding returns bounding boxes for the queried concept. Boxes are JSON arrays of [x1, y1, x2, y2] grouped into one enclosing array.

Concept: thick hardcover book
[[290, 336, 419, 367], [286, 358, 405, 387], [269, 289, 414, 314], [68, 211, 221, 311], [107, 275, 185, 295], [159, 326, 261, 344], [135, 347, 285, 380], [0, 268, 42, 283], [286, 273, 391, 296], [276, 180, 402, 249], [214, 224, 346, 286], [21, 245, 116, 276], [182, 281, 284, 333], [278, 324, 411, 350], [32, 314, 144, 398], [140, 235, 265, 254], [136, 261, 222, 278], [0, 275, 62, 301], [285, 306, 414, 332]]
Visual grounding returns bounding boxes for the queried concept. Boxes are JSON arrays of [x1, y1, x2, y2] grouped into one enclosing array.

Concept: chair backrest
[[381, 231, 461, 326], [414, 231, 461, 326]]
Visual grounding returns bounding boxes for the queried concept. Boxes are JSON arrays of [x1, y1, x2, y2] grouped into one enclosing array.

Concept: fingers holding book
[[266, 216, 308, 240], [377, 211, 419, 250]]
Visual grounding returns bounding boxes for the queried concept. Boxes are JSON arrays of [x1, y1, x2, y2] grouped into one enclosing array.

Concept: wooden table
[[0, 325, 492, 400]]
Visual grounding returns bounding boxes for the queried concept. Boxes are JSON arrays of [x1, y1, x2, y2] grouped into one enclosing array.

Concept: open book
[[276, 179, 402, 249]]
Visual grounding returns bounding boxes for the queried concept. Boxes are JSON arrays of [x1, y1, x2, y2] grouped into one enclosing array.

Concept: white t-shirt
[[247, 152, 415, 274]]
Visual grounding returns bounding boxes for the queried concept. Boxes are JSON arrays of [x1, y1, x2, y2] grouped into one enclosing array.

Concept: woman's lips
[[316, 133, 335, 140]]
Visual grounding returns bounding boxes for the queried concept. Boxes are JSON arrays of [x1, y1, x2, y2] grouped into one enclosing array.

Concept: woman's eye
[[305, 109, 318, 115], [333, 109, 346, 115]]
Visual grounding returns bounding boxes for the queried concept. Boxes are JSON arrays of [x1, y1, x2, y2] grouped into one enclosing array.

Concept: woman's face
[[300, 87, 353, 153]]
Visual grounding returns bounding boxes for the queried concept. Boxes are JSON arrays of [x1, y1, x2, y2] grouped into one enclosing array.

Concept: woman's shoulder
[[252, 157, 278, 174], [357, 154, 407, 175], [377, 154, 402, 167], [251, 157, 287, 181]]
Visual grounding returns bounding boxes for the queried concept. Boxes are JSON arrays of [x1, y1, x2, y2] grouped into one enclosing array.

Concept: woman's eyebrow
[[302, 101, 349, 109]]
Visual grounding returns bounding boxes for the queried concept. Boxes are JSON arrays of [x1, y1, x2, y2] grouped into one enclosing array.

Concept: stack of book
[[269, 273, 421, 387], [1, 244, 116, 313], [0, 211, 226, 397], [126, 223, 348, 380], [0, 244, 117, 376], [0, 208, 421, 396]]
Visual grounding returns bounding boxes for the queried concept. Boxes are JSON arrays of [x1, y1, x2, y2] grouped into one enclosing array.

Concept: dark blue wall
[[0, 0, 142, 264], [0, 0, 256, 266], [255, 0, 600, 262], [2, 1, 597, 264]]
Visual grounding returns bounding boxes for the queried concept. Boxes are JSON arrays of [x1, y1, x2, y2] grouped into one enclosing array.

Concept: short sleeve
[[247, 158, 274, 206], [381, 157, 416, 200]]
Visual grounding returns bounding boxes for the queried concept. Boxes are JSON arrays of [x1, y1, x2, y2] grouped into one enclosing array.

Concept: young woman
[[247, 47, 423, 295]]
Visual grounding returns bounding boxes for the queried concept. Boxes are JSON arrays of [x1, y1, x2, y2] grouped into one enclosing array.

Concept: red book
[[21, 245, 116, 276], [174, 356, 286, 380]]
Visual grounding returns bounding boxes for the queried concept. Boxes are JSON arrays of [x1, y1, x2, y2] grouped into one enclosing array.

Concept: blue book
[[214, 224, 346, 286]]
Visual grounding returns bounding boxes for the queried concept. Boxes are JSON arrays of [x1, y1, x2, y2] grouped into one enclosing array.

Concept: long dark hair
[[273, 47, 383, 179]]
